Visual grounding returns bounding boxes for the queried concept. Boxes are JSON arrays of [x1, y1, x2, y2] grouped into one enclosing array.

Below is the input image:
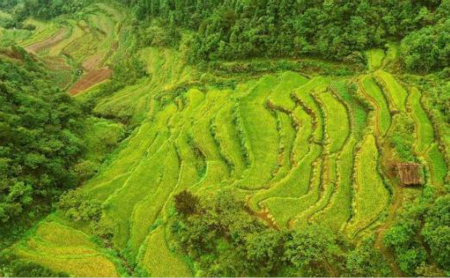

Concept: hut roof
[[396, 163, 423, 186]]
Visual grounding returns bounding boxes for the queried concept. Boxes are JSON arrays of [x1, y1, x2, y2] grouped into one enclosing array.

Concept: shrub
[[57, 190, 102, 222]]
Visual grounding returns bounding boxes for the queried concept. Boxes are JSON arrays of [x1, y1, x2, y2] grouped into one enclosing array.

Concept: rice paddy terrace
[[3, 3, 449, 277], [1, 1, 129, 93]]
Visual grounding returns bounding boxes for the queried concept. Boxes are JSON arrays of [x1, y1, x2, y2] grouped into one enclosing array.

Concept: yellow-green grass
[[0, 9, 11, 20], [331, 81, 368, 139], [35, 221, 96, 248], [130, 143, 180, 251], [281, 158, 323, 229], [15, 220, 119, 277], [162, 135, 201, 212], [1, 29, 32, 43], [384, 43, 399, 67], [345, 135, 390, 238], [140, 225, 192, 277], [8, 4, 442, 273], [426, 143, 448, 187], [191, 90, 231, 165], [84, 100, 163, 195], [98, 104, 177, 248], [268, 111, 297, 184], [261, 146, 323, 228], [293, 77, 329, 142], [93, 81, 153, 123], [367, 49, 385, 71], [84, 12, 116, 52], [96, 2, 126, 22], [258, 143, 322, 207], [375, 70, 408, 112], [360, 75, 391, 136], [49, 21, 84, 56], [63, 32, 101, 63], [291, 107, 315, 163], [317, 91, 350, 153], [83, 117, 125, 163], [249, 106, 315, 210], [267, 71, 309, 111], [408, 88, 434, 155], [16, 251, 119, 277], [214, 101, 247, 179], [234, 76, 280, 190], [298, 154, 338, 225], [188, 90, 231, 191], [21, 23, 62, 48], [313, 137, 357, 231]]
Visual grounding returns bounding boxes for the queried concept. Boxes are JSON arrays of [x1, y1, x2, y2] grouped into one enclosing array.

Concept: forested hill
[[0, 0, 449, 277], [0, 47, 84, 223], [3, 0, 450, 72], [125, 0, 450, 72]]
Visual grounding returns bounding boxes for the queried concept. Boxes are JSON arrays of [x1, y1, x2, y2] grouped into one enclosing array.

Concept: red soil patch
[[69, 68, 112, 95], [26, 28, 67, 54]]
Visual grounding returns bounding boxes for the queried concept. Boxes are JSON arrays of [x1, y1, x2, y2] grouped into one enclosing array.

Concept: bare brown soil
[[69, 68, 112, 95], [26, 28, 67, 54]]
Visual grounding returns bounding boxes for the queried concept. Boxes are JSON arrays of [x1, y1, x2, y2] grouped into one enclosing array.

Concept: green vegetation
[[360, 75, 391, 136], [345, 135, 390, 238], [384, 193, 450, 276], [375, 70, 408, 113], [126, 0, 448, 68], [0, 47, 84, 223], [0, 0, 449, 277], [408, 88, 435, 155]]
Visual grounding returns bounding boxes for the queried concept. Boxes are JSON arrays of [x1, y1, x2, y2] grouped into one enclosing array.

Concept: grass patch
[[375, 70, 408, 112], [317, 91, 350, 153], [140, 226, 192, 277], [360, 75, 391, 136], [426, 143, 447, 188], [408, 88, 434, 155], [367, 49, 385, 71], [345, 135, 390, 238]]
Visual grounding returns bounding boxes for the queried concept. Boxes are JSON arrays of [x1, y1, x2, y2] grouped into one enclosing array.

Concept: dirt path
[[26, 28, 68, 54], [374, 150, 405, 276], [69, 68, 112, 95]]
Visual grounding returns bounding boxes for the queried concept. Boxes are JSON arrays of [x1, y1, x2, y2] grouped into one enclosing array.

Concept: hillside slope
[[0, 2, 449, 277]]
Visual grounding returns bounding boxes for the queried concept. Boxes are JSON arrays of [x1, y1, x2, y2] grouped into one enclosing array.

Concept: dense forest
[[2, 0, 450, 72], [0, 0, 449, 277], [0, 47, 84, 224], [122, 0, 450, 72]]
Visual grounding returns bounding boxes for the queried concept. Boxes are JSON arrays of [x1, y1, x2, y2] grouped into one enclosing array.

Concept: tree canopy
[[0, 47, 84, 223]]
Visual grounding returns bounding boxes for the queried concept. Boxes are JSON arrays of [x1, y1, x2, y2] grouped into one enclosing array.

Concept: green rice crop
[[317, 91, 350, 153], [408, 88, 434, 155], [426, 143, 448, 187], [140, 226, 192, 277], [367, 49, 385, 71], [375, 70, 408, 112], [360, 75, 391, 136], [345, 135, 390, 238]]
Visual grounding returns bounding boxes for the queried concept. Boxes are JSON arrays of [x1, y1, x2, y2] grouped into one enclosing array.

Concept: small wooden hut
[[396, 163, 423, 186]]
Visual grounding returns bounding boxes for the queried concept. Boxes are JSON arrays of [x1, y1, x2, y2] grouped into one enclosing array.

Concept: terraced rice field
[[8, 2, 128, 91], [7, 4, 448, 277]]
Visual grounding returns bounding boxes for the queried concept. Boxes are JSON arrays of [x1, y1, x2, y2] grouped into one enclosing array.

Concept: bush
[[57, 190, 102, 222], [0, 253, 68, 277]]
